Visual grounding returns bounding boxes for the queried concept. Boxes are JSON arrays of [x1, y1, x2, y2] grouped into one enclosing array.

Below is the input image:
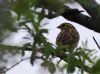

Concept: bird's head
[[57, 23, 75, 30]]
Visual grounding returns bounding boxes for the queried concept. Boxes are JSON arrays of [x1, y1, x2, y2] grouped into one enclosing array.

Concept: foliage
[[0, 0, 100, 74], [90, 59, 100, 74], [0, 1, 16, 42]]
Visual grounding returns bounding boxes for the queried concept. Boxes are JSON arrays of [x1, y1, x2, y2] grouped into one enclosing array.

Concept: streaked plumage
[[56, 23, 79, 50]]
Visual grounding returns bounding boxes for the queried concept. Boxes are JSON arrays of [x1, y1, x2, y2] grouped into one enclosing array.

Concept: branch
[[61, 5, 100, 33], [56, 53, 91, 73], [0, 57, 30, 73], [93, 36, 100, 50], [75, 0, 100, 18], [35, 3, 100, 33], [45, 5, 100, 33], [0, 56, 44, 73]]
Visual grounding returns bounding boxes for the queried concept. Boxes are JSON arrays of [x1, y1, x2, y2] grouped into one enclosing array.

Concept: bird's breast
[[56, 29, 79, 45]]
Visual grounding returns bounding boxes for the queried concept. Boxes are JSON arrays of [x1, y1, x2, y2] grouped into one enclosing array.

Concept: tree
[[0, 0, 100, 74]]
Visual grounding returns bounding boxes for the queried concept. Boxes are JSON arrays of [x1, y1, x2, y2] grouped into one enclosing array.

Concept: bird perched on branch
[[56, 23, 80, 73], [56, 23, 79, 52]]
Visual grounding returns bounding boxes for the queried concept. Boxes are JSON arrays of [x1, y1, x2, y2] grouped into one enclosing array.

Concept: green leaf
[[62, 64, 68, 69], [48, 62, 56, 74], [38, 8, 45, 23], [11, 0, 30, 19], [22, 43, 31, 56], [30, 51, 35, 65], [41, 60, 56, 73], [83, 52, 93, 63], [41, 60, 48, 67], [39, 29, 48, 33], [23, 9, 39, 32], [0, 8, 16, 39], [23, 24, 32, 34], [67, 55, 75, 73], [67, 63, 75, 73], [43, 41, 55, 57], [90, 59, 100, 74], [34, 29, 48, 45], [34, 33, 45, 45]]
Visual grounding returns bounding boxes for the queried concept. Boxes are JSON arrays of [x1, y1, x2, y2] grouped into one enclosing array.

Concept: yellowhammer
[[56, 23, 79, 52]]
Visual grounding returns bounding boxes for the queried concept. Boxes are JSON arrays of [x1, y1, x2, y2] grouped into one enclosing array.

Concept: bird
[[56, 23, 80, 73], [56, 23, 80, 52]]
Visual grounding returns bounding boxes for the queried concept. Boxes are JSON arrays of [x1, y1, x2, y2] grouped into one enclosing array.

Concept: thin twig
[[0, 56, 45, 73], [93, 36, 100, 50], [0, 57, 30, 73]]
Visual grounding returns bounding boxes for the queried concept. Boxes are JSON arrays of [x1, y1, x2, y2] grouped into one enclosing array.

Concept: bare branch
[[93, 36, 100, 50], [0, 57, 30, 73], [61, 5, 100, 33], [75, 0, 100, 18], [0, 56, 45, 73]]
